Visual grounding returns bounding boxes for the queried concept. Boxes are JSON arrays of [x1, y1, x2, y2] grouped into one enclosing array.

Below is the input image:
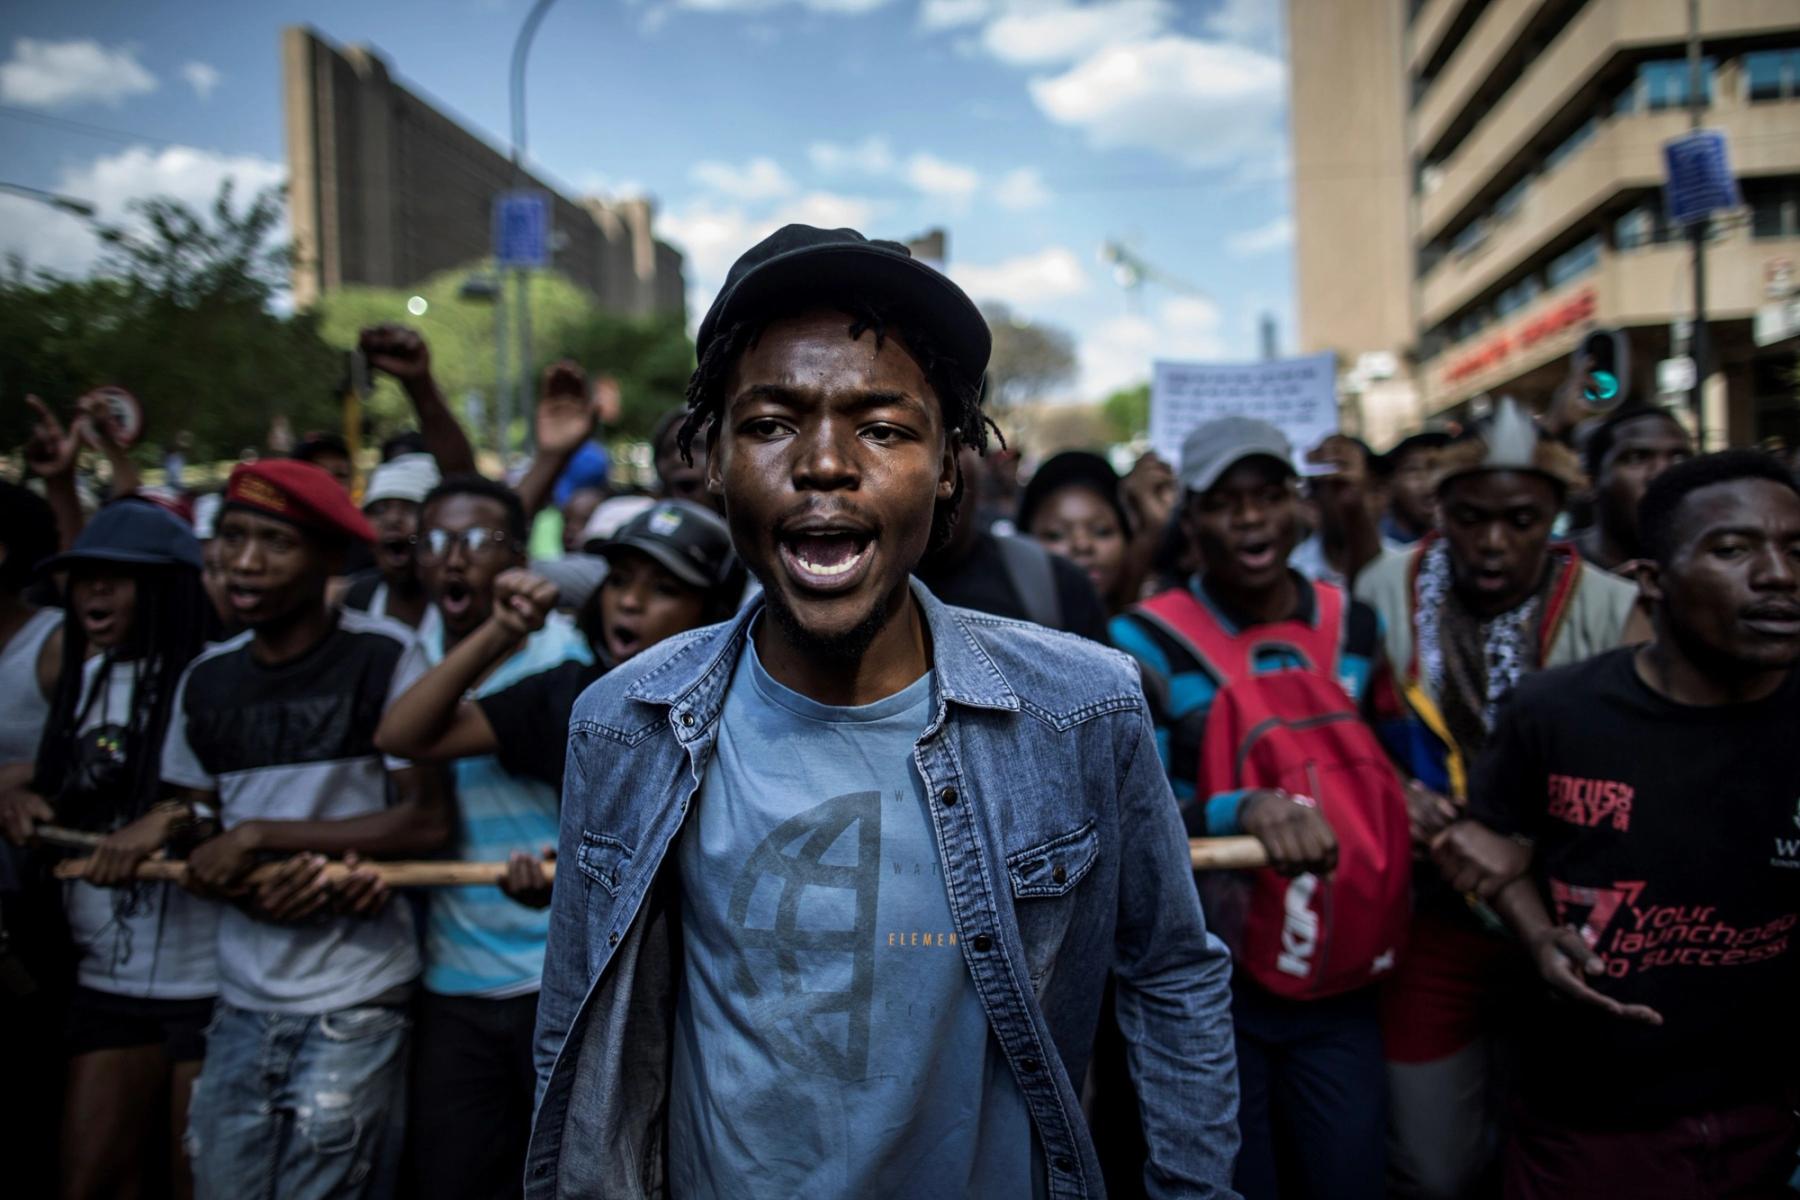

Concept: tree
[[1103, 382, 1151, 443], [0, 182, 341, 461], [981, 303, 1077, 410], [310, 267, 695, 447]]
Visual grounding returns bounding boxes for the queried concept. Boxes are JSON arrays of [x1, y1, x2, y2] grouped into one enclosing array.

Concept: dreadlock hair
[[676, 296, 1003, 553], [32, 561, 209, 831], [0, 481, 57, 594]]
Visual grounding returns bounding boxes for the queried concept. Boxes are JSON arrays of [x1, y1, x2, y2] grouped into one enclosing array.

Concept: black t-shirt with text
[[1472, 648, 1800, 1123], [476, 658, 608, 792]]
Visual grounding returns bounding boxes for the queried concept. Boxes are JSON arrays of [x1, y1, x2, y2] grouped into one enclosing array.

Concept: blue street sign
[[494, 190, 551, 268], [1662, 129, 1740, 227]]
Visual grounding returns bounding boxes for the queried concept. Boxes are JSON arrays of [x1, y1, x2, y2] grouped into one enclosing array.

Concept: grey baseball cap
[[1178, 416, 1296, 494]]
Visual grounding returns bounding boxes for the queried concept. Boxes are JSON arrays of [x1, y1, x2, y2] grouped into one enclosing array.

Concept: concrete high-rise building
[[1287, 0, 1800, 448], [282, 27, 684, 318]]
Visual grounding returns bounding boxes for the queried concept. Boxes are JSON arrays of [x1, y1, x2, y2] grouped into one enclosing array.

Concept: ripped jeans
[[186, 1000, 410, 1200]]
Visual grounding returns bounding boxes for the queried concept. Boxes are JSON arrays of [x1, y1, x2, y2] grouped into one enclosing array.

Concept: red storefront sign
[[1443, 287, 1596, 384]]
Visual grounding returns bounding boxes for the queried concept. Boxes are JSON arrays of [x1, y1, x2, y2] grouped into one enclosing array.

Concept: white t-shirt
[[64, 657, 218, 999]]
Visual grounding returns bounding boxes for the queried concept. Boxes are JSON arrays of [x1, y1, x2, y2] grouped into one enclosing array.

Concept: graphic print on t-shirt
[[731, 789, 881, 1080]]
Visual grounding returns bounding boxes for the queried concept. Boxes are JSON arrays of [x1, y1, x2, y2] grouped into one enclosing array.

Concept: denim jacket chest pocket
[[1004, 819, 1100, 990], [575, 830, 635, 969]]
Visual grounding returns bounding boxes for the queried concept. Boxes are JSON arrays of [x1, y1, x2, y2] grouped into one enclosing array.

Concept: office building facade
[[1289, 0, 1800, 447]]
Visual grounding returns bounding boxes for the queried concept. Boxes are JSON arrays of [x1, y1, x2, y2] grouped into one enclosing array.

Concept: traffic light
[[1571, 328, 1629, 412]]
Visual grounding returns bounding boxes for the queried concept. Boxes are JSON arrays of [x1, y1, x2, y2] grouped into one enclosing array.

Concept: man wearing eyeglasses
[[402, 474, 592, 1195]]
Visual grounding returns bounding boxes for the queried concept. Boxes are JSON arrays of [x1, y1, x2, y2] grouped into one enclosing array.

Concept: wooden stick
[[55, 838, 1269, 887]]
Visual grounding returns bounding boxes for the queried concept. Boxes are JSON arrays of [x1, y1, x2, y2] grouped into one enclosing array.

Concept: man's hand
[[1527, 925, 1663, 1026], [333, 851, 392, 918], [491, 569, 559, 638], [248, 853, 333, 923], [1240, 790, 1338, 878], [0, 788, 53, 846], [85, 808, 176, 886], [499, 846, 555, 910], [534, 360, 597, 459], [359, 325, 433, 389], [1405, 779, 1461, 846], [24, 395, 84, 480], [1431, 819, 1531, 898], [185, 824, 262, 894], [1120, 451, 1177, 538]]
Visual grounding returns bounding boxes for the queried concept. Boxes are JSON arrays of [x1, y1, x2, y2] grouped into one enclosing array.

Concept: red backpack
[[1137, 582, 1411, 1000]]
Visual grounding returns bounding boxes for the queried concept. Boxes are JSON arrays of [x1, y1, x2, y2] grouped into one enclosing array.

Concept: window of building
[[1495, 273, 1544, 317], [1452, 219, 1488, 257], [1746, 177, 1800, 240], [1547, 234, 1601, 288], [1491, 176, 1531, 222], [1746, 49, 1800, 103], [1613, 57, 1716, 114], [1542, 117, 1599, 176]]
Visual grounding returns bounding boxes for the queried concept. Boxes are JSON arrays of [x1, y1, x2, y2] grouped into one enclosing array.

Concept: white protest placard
[[1149, 353, 1340, 471]]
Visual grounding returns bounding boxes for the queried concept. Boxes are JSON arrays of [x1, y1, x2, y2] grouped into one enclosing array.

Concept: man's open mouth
[[1234, 537, 1278, 573], [777, 525, 875, 593], [439, 579, 474, 619], [227, 584, 264, 613]]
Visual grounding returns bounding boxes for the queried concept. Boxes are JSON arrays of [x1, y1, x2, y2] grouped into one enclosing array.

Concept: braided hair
[[33, 562, 209, 831], [675, 298, 1003, 553]]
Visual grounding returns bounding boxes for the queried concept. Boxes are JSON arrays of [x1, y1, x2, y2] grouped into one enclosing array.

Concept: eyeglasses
[[417, 528, 514, 559]]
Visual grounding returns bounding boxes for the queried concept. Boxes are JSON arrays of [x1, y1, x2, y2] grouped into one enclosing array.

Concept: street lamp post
[[508, 0, 562, 461], [1685, 0, 1709, 448]]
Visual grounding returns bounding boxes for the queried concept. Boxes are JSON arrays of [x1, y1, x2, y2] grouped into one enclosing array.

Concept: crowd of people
[[0, 221, 1795, 1200]]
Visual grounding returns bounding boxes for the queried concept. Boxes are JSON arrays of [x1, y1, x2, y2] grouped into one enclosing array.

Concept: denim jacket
[[524, 581, 1240, 1199]]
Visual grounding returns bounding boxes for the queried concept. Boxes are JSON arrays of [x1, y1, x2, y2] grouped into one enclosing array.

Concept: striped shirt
[[410, 613, 591, 997]]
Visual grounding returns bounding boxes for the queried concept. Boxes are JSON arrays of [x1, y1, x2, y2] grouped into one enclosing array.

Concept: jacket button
[[972, 934, 992, 952], [939, 786, 958, 806], [1020, 1057, 1040, 1073], [1051, 864, 1067, 884], [608, 932, 619, 946], [681, 713, 695, 728], [1052, 1156, 1074, 1173]]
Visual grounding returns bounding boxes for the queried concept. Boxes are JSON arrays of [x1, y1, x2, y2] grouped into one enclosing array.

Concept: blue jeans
[[186, 1000, 410, 1200], [1232, 981, 1387, 1200]]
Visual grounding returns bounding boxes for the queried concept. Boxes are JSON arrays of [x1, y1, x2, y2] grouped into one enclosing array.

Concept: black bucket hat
[[38, 498, 202, 575], [696, 224, 991, 399]]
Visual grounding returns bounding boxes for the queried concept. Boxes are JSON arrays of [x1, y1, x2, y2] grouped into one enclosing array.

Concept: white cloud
[[180, 61, 221, 100], [689, 156, 796, 200], [808, 136, 896, 175], [674, 0, 893, 11], [575, 170, 649, 199], [1079, 294, 1225, 397], [951, 245, 1089, 307], [1207, 0, 1284, 54], [1029, 35, 1285, 167], [993, 167, 1051, 210], [918, 0, 994, 29], [657, 190, 880, 325], [0, 38, 157, 108], [904, 152, 981, 204], [0, 145, 285, 278], [1227, 214, 1293, 257], [982, 0, 1171, 66]]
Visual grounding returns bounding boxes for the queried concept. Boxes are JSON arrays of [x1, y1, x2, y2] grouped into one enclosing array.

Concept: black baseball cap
[[696, 224, 991, 398], [596, 500, 737, 590]]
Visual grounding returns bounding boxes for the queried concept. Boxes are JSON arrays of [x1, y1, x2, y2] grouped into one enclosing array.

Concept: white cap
[[362, 453, 441, 508], [192, 492, 223, 540], [580, 495, 656, 549]]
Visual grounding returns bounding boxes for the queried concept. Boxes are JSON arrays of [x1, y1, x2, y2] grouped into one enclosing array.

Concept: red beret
[[225, 460, 375, 544]]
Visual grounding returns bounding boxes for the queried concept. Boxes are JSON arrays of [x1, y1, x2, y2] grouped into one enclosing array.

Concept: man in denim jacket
[[525, 225, 1239, 1199]]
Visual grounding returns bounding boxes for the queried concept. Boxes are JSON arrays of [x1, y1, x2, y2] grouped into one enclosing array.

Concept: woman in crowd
[[24, 499, 218, 1200], [1018, 450, 1149, 613]]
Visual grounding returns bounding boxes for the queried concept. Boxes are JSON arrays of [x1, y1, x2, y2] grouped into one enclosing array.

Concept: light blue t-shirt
[[669, 635, 1040, 1198], [413, 613, 591, 997]]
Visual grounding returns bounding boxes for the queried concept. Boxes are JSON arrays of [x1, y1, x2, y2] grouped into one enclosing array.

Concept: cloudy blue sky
[[0, 0, 1295, 401]]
